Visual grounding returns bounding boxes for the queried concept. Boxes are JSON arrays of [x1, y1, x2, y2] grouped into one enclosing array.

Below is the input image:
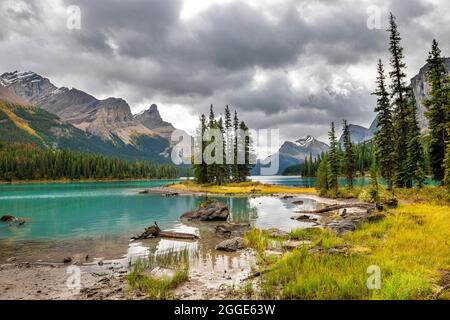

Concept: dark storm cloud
[[0, 0, 448, 142]]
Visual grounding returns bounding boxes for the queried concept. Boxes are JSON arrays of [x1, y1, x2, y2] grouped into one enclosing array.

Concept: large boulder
[[181, 202, 229, 221], [215, 237, 244, 252]]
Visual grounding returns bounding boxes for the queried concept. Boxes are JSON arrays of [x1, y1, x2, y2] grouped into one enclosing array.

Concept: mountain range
[[0, 71, 184, 163]]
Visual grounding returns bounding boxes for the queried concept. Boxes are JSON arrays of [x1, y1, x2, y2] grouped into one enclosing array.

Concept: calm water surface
[[0, 179, 319, 243]]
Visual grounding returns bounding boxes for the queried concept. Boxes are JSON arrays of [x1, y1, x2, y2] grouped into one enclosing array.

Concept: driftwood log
[[132, 222, 198, 240], [295, 203, 376, 214]]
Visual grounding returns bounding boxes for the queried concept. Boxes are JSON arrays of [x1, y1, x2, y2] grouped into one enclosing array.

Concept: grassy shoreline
[[240, 186, 450, 300], [167, 180, 317, 195]]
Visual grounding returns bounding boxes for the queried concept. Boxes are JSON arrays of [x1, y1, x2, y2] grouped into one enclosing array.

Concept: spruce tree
[[387, 13, 410, 187], [224, 105, 232, 180], [209, 104, 215, 124], [317, 154, 330, 192], [342, 120, 355, 189], [372, 59, 395, 190], [232, 111, 239, 181], [423, 39, 449, 183], [217, 117, 226, 184], [328, 122, 339, 194], [444, 127, 450, 189], [193, 114, 208, 183], [206, 107, 219, 183], [405, 90, 425, 188], [369, 153, 380, 202], [236, 121, 254, 181]]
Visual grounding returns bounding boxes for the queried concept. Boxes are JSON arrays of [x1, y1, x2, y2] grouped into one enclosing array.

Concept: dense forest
[[0, 143, 179, 181]]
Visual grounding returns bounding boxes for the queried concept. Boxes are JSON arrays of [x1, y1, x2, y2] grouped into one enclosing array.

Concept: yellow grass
[[0, 102, 38, 137], [247, 202, 450, 299], [168, 181, 317, 195]]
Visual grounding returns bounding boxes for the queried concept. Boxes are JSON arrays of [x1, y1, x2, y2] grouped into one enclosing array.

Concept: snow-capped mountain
[[252, 135, 329, 175]]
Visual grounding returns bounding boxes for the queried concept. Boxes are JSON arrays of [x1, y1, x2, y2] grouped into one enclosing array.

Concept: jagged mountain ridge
[[0, 71, 179, 146], [0, 81, 172, 163]]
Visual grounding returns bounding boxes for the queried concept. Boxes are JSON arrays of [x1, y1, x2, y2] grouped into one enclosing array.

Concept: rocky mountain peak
[[411, 57, 450, 129], [280, 135, 329, 158], [0, 71, 57, 104], [134, 104, 171, 130], [294, 135, 315, 147], [96, 98, 133, 123]]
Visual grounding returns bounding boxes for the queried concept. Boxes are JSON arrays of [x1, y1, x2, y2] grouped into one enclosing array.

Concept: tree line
[[318, 13, 450, 194], [0, 143, 179, 181], [192, 105, 255, 184]]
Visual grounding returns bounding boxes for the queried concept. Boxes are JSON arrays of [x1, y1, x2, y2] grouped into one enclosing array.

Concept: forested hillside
[[0, 143, 178, 181]]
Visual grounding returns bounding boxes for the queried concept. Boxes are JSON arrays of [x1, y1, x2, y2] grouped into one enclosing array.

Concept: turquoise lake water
[[0, 178, 321, 242], [2, 175, 435, 243]]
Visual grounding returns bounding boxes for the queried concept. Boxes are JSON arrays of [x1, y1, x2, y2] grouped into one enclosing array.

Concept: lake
[[0, 178, 326, 263]]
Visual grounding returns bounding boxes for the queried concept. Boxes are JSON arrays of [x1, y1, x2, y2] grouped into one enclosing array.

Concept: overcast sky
[[1, 0, 449, 143]]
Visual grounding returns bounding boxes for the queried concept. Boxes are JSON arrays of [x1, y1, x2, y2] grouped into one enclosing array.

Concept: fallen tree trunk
[[158, 231, 198, 240], [295, 203, 376, 214], [131, 222, 198, 240]]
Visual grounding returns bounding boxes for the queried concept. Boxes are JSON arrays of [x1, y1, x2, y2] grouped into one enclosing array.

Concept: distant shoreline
[[0, 178, 181, 185]]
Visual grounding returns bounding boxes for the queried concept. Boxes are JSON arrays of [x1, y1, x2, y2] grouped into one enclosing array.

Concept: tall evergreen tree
[[342, 120, 355, 189], [372, 59, 396, 190], [317, 154, 330, 192], [192, 114, 208, 183], [237, 121, 254, 181], [405, 90, 425, 188], [224, 105, 232, 180], [387, 12, 410, 187], [328, 122, 339, 193], [423, 39, 449, 183], [217, 117, 226, 184], [444, 127, 450, 189], [232, 111, 239, 181], [369, 153, 380, 202], [206, 106, 219, 183], [209, 104, 216, 124]]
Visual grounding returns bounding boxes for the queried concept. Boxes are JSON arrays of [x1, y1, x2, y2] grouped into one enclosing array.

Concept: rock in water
[[181, 202, 229, 221], [1, 215, 15, 222], [215, 237, 244, 252], [215, 225, 232, 238]]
